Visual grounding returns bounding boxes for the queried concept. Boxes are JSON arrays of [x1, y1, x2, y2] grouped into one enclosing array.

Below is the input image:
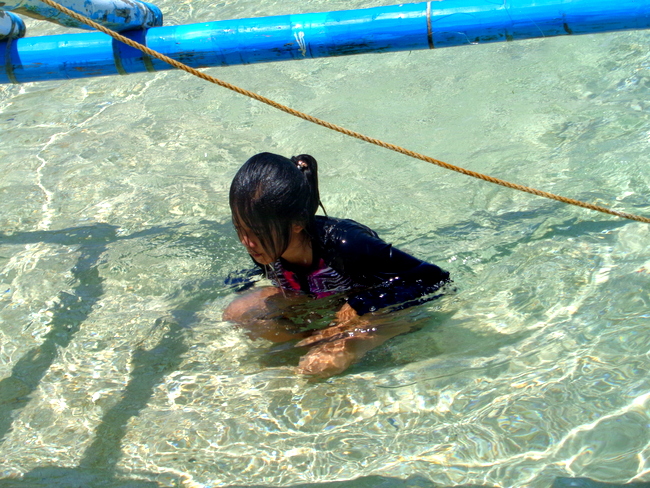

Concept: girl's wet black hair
[[229, 152, 325, 261]]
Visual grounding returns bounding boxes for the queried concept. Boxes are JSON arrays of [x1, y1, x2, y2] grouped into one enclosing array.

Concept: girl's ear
[[291, 223, 304, 234]]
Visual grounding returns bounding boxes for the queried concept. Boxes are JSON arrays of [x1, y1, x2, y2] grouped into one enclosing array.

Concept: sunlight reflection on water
[[1, 2, 650, 487]]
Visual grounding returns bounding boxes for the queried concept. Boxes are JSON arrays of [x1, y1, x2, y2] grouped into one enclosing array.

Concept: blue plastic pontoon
[[2, 0, 650, 84]]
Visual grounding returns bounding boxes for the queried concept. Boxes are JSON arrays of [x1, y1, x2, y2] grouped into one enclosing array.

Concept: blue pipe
[[2, 0, 650, 84], [0, 11, 26, 40], [0, 0, 162, 36]]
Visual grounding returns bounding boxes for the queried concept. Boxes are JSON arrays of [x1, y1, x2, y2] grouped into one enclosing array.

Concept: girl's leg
[[296, 313, 419, 378], [223, 287, 310, 343], [223, 286, 283, 323]]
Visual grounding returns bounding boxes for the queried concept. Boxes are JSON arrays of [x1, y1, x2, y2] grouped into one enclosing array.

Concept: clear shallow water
[[1, 1, 650, 487]]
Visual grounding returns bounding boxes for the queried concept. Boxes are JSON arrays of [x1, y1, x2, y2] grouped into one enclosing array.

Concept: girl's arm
[[325, 219, 451, 316]]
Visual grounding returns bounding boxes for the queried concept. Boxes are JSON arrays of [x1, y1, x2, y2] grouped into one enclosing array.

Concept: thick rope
[[37, 0, 650, 224]]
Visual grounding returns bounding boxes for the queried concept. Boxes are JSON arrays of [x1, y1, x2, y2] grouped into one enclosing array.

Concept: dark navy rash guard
[[256, 216, 451, 316]]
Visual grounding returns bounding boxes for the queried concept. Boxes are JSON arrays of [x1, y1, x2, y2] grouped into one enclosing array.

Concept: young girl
[[223, 152, 450, 378]]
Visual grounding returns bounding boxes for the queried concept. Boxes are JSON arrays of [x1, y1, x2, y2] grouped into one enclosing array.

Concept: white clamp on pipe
[[0, 0, 162, 32], [0, 11, 25, 40]]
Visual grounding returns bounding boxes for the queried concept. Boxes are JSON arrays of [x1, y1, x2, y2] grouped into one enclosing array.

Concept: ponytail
[[291, 154, 327, 216]]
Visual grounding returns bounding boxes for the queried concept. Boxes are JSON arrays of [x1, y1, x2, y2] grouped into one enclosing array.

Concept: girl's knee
[[223, 287, 282, 323]]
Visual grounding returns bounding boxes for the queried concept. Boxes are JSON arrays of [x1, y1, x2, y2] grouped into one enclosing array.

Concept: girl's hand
[[296, 304, 379, 378], [335, 302, 359, 324], [295, 303, 369, 348]]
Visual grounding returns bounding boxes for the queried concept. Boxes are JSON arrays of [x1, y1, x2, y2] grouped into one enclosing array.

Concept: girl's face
[[235, 220, 307, 266], [236, 224, 275, 265]]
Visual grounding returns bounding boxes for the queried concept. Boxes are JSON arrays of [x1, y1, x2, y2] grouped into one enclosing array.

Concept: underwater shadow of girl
[[223, 152, 451, 379]]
